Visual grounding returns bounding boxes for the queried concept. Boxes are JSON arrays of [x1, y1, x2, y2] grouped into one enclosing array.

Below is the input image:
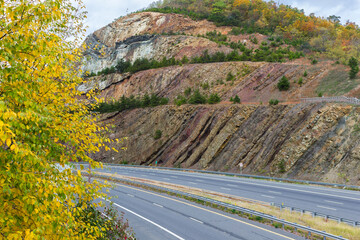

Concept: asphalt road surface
[[91, 165, 360, 222], [105, 182, 304, 240]]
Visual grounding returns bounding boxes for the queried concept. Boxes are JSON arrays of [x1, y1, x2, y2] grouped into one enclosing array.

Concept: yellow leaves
[[24, 229, 35, 240], [2, 111, 17, 121], [10, 144, 16, 152], [6, 138, 11, 147], [234, 0, 251, 7], [1, 0, 115, 239]]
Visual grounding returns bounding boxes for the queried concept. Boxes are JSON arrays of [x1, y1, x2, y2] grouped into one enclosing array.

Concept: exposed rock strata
[[95, 104, 360, 185], [81, 61, 333, 103]]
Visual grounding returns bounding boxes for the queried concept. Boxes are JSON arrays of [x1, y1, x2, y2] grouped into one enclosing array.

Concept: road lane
[[85, 164, 360, 221], [106, 183, 304, 240]]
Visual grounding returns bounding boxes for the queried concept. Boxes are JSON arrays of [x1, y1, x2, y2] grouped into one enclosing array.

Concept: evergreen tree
[[232, 95, 241, 103], [349, 57, 359, 79], [277, 76, 290, 91]]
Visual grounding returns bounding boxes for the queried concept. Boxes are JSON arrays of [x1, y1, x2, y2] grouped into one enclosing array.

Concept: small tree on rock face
[[188, 90, 207, 104], [277, 76, 290, 91], [208, 93, 221, 104], [349, 57, 359, 79], [231, 95, 241, 103]]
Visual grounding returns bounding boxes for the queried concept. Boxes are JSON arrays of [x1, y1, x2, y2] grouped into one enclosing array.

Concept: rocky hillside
[[82, 12, 360, 185], [95, 103, 360, 185], [81, 12, 232, 74]]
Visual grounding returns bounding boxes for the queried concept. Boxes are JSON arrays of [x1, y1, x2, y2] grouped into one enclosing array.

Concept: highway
[[105, 182, 304, 240], [91, 165, 360, 222]]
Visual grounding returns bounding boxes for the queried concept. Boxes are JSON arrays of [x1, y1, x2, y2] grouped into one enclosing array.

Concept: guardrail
[[301, 96, 360, 105], [92, 173, 348, 240], [74, 162, 360, 190], [271, 203, 360, 227]]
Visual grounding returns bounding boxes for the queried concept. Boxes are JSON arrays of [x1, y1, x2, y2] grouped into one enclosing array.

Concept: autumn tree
[[0, 0, 119, 239]]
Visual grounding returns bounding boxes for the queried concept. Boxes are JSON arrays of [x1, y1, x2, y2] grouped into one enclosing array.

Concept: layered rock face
[[97, 104, 360, 185], [79, 61, 333, 103], [82, 12, 360, 185], [81, 12, 232, 74]]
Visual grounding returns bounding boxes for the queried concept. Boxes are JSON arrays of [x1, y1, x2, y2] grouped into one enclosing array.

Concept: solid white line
[[261, 195, 275, 199], [324, 200, 343, 205], [105, 166, 360, 200], [141, 174, 147, 177], [127, 194, 134, 197], [224, 180, 360, 201], [189, 182, 197, 185], [109, 200, 185, 240], [317, 205, 337, 211], [99, 184, 294, 240], [163, 178, 171, 181], [221, 187, 231, 191], [153, 203, 164, 208], [269, 191, 282, 194], [196, 179, 204, 182], [189, 217, 203, 224]]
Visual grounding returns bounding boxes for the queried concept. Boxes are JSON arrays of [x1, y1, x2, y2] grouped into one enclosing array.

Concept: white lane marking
[[196, 179, 203, 182], [221, 180, 360, 201], [221, 187, 231, 191], [153, 203, 164, 208], [324, 200, 343, 205], [108, 200, 185, 240], [149, 173, 156, 176], [268, 191, 282, 194], [141, 174, 147, 177], [189, 182, 197, 185], [127, 194, 134, 197], [317, 205, 337, 211], [189, 217, 203, 224], [172, 176, 178, 178], [163, 178, 171, 181], [102, 165, 360, 200], [227, 184, 237, 187], [261, 195, 275, 199], [105, 183, 295, 240]]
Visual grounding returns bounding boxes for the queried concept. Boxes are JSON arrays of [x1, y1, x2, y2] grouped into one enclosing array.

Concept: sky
[[84, 0, 360, 36]]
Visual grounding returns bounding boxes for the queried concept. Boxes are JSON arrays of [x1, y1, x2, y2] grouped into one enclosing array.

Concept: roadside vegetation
[[0, 1, 133, 239]]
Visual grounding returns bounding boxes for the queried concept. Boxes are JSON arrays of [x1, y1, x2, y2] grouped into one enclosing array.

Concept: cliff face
[[81, 12, 233, 74], [97, 104, 360, 185], [82, 12, 360, 185]]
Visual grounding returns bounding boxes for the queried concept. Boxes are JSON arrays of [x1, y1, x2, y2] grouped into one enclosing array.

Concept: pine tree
[[277, 76, 290, 91], [349, 57, 359, 79]]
